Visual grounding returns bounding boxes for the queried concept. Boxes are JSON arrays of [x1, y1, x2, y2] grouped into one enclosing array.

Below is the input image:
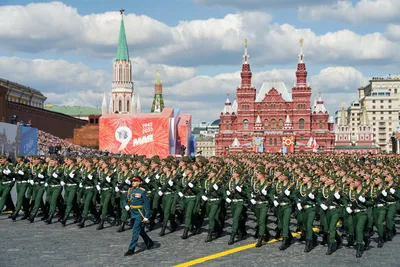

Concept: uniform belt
[[304, 205, 315, 209], [209, 198, 220, 201], [375, 204, 385, 207], [147, 191, 152, 194], [1, 181, 13, 184], [17, 180, 28, 184], [50, 185, 61, 187], [354, 209, 366, 213], [280, 202, 289, 206], [40, 181, 45, 184], [387, 202, 396, 205], [257, 201, 268, 204], [130, 205, 143, 209], [102, 187, 111, 191], [232, 199, 243, 202], [84, 186, 94, 189], [329, 206, 337, 210], [121, 190, 128, 193], [66, 183, 77, 186], [164, 192, 172, 195], [185, 195, 196, 198]]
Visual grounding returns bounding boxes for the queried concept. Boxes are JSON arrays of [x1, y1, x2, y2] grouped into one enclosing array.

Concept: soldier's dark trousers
[[386, 203, 396, 232], [325, 208, 340, 243], [206, 200, 221, 232], [100, 189, 112, 219], [278, 205, 292, 238], [63, 185, 77, 219], [47, 186, 62, 215], [161, 194, 175, 227], [82, 188, 96, 218], [230, 201, 244, 234], [128, 217, 152, 251], [373, 206, 387, 238], [183, 197, 196, 228], [119, 193, 129, 222], [31, 185, 46, 214], [15, 182, 29, 212], [255, 203, 269, 236], [303, 207, 316, 240], [353, 211, 367, 244], [0, 184, 13, 212]]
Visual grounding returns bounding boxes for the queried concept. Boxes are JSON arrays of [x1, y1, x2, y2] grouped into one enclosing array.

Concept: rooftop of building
[[211, 119, 220, 126], [370, 74, 400, 81], [44, 104, 102, 116], [0, 78, 45, 97]]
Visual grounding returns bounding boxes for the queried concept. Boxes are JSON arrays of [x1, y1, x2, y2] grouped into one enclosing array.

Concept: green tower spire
[[116, 9, 129, 60], [151, 70, 165, 113]]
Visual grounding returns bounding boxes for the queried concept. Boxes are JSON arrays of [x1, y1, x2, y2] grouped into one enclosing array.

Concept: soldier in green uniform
[[97, 160, 116, 230], [28, 156, 48, 222], [346, 176, 369, 258], [115, 162, 132, 232], [384, 172, 399, 241], [318, 175, 342, 255], [369, 175, 387, 248], [77, 159, 98, 228], [225, 167, 248, 245], [273, 171, 294, 250], [179, 164, 200, 239], [11, 156, 30, 220], [296, 173, 318, 252], [0, 155, 15, 214], [44, 157, 64, 224], [202, 168, 224, 242], [61, 157, 81, 226], [248, 167, 273, 247], [158, 164, 178, 236]]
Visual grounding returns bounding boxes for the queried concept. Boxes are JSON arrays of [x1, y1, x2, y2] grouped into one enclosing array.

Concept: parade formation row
[[0, 153, 399, 258]]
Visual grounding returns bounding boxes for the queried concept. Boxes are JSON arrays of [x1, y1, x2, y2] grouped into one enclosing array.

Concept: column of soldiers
[[0, 153, 399, 258]]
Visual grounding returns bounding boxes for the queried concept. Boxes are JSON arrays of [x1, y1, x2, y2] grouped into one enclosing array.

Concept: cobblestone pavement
[[0, 211, 399, 267]]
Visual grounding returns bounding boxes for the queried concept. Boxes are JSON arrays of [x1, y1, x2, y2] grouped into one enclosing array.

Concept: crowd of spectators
[[38, 130, 99, 156]]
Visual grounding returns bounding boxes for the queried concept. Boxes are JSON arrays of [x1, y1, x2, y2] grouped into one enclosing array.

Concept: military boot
[[279, 237, 290, 250], [377, 237, 384, 248], [347, 233, 354, 247], [181, 227, 189, 239], [274, 229, 281, 239], [29, 212, 37, 223], [78, 218, 86, 228], [10, 211, 18, 221], [96, 219, 105, 230], [304, 240, 312, 253], [117, 222, 126, 233], [205, 229, 213, 243], [21, 211, 30, 220], [45, 214, 54, 224], [255, 235, 264, 248], [228, 232, 236, 245], [321, 232, 328, 245], [159, 223, 167, 236], [264, 231, 271, 242], [335, 232, 343, 249], [356, 243, 364, 258]]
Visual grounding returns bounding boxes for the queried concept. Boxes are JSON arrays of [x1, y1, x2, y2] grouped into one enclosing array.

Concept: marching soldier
[[11, 156, 30, 220], [78, 159, 99, 228], [97, 160, 116, 230]]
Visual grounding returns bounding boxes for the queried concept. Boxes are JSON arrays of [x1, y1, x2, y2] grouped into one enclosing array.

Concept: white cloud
[[386, 24, 400, 41], [195, 0, 336, 9], [299, 0, 400, 24], [1, 2, 399, 68]]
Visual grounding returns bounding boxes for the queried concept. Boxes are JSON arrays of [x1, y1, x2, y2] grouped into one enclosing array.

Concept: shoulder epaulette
[[140, 187, 146, 191]]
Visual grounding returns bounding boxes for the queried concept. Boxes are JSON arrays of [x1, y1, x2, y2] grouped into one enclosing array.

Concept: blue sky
[[0, 0, 399, 123]]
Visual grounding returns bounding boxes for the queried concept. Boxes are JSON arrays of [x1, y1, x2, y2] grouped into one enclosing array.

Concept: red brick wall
[[0, 85, 7, 122], [6, 101, 87, 139]]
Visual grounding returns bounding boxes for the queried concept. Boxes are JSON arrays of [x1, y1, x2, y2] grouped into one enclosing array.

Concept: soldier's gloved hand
[[29, 180, 34, 185], [142, 218, 149, 223], [226, 198, 232, 204], [262, 189, 267, 196], [346, 207, 353, 214], [106, 176, 111, 183], [115, 186, 120, 192], [250, 199, 257, 205], [145, 177, 150, 184], [125, 179, 131, 185], [124, 205, 130, 211], [2, 169, 7, 175], [79, 183, 83, 188], [390, 188, 395, 194], [18, 170, 24, 175], [382, 190, 388, 197], [226, 190, 231, 196], [320, 204, 328, 210], [44, 183, 48, 187], [358, 195, 366, 203], [297, 203, 302, 211], [178, 192, 184, 198], [156, 174, 160, 179], [273, 200, 279, 207], [334, 192, 340, 200], [202, 196, 208, 201], [96, 185, 101, 191], [213, 184, 219, 190], [284, 189, 290, 196], [52, 172, 58, 178], [308, 192, 315, 199], [60, 181, 66, 186], [88, 174, 93, 180], [188, 182, 194, 188], [168, 180, 173, 187], [235, 186, 242, 192], [69, 172, 75, 178], [12, 178, 15, 182], [158, 191, 163, 196], [38, 174, 44, 179]]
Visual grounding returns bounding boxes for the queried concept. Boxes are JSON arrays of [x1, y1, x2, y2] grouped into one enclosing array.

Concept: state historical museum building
[[215, 40, 335, 155]]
